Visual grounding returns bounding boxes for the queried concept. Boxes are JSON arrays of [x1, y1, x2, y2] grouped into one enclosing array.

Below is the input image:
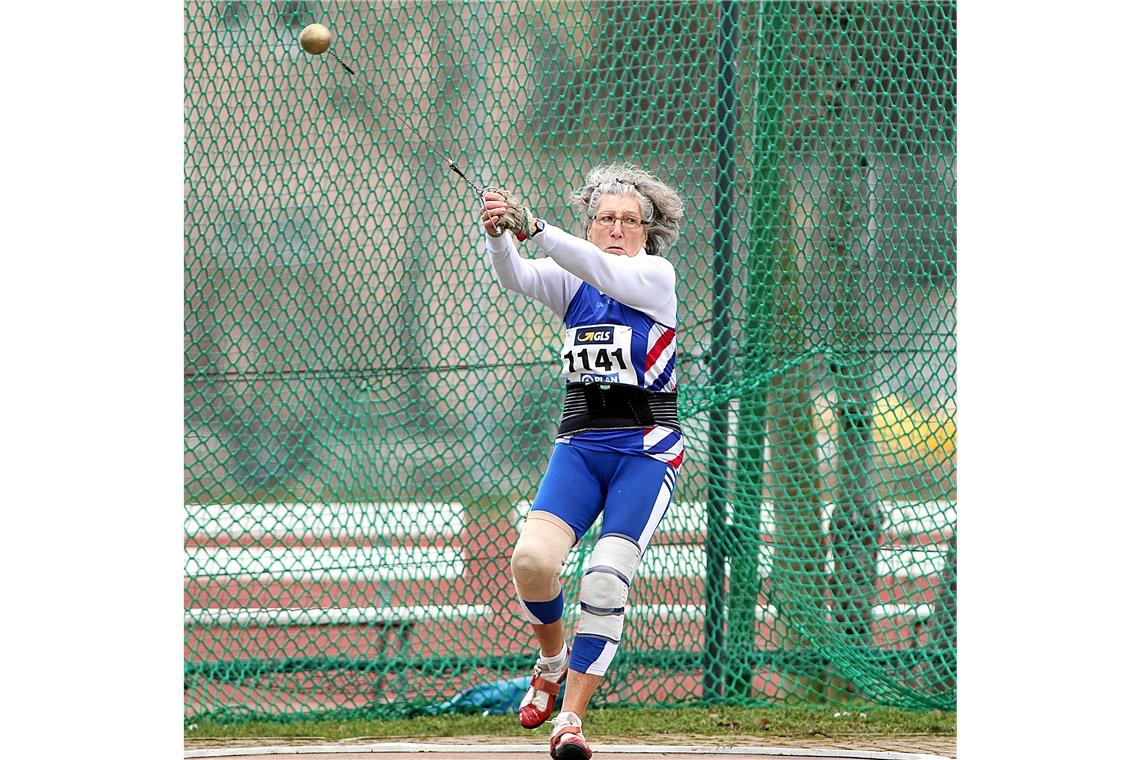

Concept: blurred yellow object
[[872, 393, 956, 465]]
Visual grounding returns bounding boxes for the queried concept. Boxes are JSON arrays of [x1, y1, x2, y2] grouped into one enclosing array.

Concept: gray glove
[[488, 187, 535, 241]]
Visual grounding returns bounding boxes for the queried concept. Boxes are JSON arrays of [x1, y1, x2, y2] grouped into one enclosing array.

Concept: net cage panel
[[185, 0, 956, 721]]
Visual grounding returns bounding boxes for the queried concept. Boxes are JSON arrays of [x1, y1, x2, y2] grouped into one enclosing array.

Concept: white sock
[[537, 643, 568, 671], [554, 710, 582, 727]]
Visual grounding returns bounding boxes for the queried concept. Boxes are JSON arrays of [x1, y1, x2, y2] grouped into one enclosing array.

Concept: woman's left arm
[[531, 224, 677, 324]]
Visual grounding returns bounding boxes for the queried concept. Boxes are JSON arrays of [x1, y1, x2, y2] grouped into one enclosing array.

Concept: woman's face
[[587, 194, 647, 257]]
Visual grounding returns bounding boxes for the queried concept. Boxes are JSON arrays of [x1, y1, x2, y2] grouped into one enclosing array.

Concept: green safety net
[[184, 0, 956, 722]]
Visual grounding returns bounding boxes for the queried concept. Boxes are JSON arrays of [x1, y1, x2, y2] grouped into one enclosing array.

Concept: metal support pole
[[703, 0, 740, 701]]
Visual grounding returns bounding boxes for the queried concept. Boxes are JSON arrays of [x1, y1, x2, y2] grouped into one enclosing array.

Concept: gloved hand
[[485, 187, 535, 242]]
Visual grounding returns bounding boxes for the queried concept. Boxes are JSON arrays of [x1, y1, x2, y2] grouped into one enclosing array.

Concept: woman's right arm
[[486, 232, 579, 317]]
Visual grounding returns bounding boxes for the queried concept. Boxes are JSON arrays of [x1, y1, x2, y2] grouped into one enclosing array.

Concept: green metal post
[[702, 0, 741, 701], [734, 0, 787, 697]]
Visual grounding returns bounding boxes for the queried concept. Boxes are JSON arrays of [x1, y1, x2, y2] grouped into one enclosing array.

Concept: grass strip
[[186, 705, 955, 743]]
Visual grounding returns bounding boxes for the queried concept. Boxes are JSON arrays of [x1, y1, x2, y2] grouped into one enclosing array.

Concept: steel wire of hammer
[[324, 49, 491, 201]]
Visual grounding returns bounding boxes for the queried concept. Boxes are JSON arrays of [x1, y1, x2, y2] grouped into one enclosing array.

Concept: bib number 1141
[[561, 324, 636, 384], [563, 346, 627, 373]]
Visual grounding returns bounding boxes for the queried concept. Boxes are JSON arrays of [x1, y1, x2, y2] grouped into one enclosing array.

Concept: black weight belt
[[558, 382, 680, 436]]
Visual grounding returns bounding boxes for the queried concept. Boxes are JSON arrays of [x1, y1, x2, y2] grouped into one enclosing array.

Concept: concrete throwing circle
[[185, 742, 953, 759]]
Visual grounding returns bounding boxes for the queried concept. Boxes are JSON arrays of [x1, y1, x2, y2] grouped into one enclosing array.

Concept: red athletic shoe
[[549, 712, 592, 760], [518, 651, 569, 729]]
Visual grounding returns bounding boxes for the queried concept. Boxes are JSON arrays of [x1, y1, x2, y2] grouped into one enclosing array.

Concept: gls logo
[[574, 327, 612, 345]]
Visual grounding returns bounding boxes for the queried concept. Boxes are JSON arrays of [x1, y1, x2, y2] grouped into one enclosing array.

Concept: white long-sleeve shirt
[[485, 224, 677, 326]]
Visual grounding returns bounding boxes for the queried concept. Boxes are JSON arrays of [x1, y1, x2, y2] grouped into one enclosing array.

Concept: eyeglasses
[[592, 213, 649, 230]]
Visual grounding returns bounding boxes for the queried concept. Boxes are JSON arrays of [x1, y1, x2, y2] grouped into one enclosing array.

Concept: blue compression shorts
[[530, 442, 677, 546]]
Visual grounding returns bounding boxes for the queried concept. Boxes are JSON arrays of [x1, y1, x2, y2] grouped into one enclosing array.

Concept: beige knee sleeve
[[511, 511, 575, 602]]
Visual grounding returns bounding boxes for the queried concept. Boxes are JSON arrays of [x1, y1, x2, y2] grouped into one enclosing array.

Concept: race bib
[[561, 324, 637, 385]]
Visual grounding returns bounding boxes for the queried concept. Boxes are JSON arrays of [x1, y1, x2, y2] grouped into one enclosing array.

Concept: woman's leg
[[550, 454, 677, 758], [512, 511, 576, 654], [511, 512, 577, 728], [560, 456, 677, 715], [561, 670, 604, 715], [514, 445, 605, 730]]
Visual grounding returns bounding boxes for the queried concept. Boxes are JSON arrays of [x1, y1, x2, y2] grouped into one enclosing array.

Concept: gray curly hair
[[570, 163, 685, 256]]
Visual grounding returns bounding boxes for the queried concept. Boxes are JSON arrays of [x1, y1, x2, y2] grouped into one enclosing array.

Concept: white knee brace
[[577, 534, 643, 642]]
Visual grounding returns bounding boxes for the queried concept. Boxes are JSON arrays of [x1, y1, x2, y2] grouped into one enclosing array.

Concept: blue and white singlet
[[486, 223, 684, 469]]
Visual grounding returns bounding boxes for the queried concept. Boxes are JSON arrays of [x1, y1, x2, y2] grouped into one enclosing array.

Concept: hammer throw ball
[[300, 24, 332, 55]]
